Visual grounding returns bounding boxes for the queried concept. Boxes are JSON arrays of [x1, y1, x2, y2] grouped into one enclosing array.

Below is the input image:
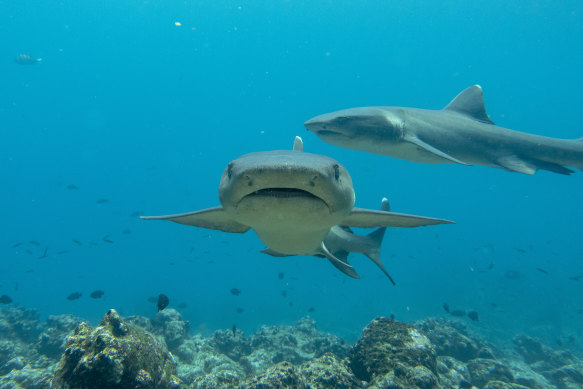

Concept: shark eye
[[227, 163, 233, 179], [333, 164, 340, 180]]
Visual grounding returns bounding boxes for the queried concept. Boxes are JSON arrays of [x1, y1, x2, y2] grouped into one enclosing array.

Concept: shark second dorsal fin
[[293, 136, 304, 151], [443, 85, 495, 124]]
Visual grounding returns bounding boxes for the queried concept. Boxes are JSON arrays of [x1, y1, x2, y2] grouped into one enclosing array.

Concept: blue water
[[2, 0, 582, 348]]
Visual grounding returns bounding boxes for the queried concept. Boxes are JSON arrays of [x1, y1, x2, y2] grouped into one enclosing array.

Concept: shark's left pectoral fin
[[404, 134, 470, 165], [341, 209, 454, 228], [261, 248, 294, 257], [141, 207, 250, 233], [318, 243, 360, 279]]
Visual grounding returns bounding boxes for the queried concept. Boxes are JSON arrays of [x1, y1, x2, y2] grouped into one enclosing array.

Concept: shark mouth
[[249, 188, 317, 199]]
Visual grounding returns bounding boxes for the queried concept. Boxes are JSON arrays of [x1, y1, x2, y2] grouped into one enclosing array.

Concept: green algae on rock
[[348, 316, 438, 385], [52, 309, 181, 389]]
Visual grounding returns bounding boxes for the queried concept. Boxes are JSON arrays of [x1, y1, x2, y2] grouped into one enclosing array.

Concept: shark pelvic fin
[[404, 134, 470, 165], [293, 136, 304, 151], [497, 155, 574, 175], [444, 85, 495, 124], [141, 207, 250, 233], [318, 243, 360, 279]]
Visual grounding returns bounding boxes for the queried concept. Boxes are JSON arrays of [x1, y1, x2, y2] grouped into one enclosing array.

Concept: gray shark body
[[263, 197, 397, 284], [142, 137, 452, 279], [305, 85, 583, 175]]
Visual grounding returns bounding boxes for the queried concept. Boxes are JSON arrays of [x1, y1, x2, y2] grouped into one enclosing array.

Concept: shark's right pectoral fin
[[404, 134, 470, 165], [141, 207, 250, 233], [318, 243, 360, 279]]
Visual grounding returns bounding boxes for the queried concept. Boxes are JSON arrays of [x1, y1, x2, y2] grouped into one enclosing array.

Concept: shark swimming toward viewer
[[304, 85, 583, 175], [142, 137, 453, 279]]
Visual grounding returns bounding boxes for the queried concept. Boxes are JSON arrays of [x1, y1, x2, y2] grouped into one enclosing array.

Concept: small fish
[[536, 268, 549, 274], [14, 53, 42, 65], [178, 302, 187, 309], [514, 248, 527, 253], [29, 240, 41, 246], [281, 290, 287, 298], [451, 310, 466, 317], [57, 250, 69, 255], [90, 290, 104, 299], [236, 307, 244, 313], [308, 307, 315, 313], [443, 303, 450, 313], [0, 295, 13, 304], [66, 184, 80, 190], [488, 263, 494, 270], [278, 272, 285, 280], [157, 294, 169, 311], [102, 235, 113, 244], [72, 239, 83, 246], [569, 275, 583, 281], [122, 229, 131, 235], [96, 199, 109, 204], [230, 288, 241, 296], [25, 269, 33, 273], [467, 311, 479, 322], [67, 292, 82, 301], [232, 324, 237, 334], [38, 248, 48, 259], [389, 312, 396, 320], [11, 242, 24, 248]]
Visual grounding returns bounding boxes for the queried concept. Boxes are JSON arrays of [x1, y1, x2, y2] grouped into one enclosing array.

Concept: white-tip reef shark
[[142, 137, 453, 279], [304, 85, 583, 175]]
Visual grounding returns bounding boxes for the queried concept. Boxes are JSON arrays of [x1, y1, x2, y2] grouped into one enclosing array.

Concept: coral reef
[[52, 309, 181, 388], [1, 304, 583, 389]]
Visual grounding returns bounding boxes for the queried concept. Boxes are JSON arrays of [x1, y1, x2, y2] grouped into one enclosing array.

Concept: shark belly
[[231, 195, 346, 255]]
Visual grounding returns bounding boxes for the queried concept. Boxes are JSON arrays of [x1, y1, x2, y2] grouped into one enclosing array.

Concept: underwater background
[[2, 0, 583, 358]]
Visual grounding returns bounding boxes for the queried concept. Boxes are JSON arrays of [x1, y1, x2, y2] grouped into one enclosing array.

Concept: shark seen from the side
[[142, 137, 453, 280], [304, 85, 583, 175]]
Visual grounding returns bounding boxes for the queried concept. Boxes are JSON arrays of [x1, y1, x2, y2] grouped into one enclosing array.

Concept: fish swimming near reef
[[304, 85, 583, 175], [90, 290, 105, 299], [157, 294, 169, 311], [0, 295, 12, 304], [67, 292, 82, 301], [142, 136, 453, 279], [14, 53, 42, 65]]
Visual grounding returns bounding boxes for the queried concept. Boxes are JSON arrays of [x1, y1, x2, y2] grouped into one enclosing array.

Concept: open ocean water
[[2, 0, 583, 359]]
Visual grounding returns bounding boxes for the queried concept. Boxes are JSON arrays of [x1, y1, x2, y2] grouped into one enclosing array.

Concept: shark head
[[304, 107, 405, 150], [218, 148, 355, 251]]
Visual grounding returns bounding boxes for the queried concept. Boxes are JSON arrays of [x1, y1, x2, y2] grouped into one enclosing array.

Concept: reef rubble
[[0, 305, 582, 388]]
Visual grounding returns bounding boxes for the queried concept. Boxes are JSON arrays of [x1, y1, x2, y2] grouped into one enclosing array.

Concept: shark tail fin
[[361, 197, 395, 285], [363, 228, 395, 285]]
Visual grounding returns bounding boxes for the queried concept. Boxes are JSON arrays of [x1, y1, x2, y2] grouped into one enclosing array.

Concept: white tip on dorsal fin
[[293, 136, 304, 152], [443, 85, 495, 124]]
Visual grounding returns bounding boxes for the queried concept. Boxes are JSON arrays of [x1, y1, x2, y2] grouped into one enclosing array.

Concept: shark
[[142, 137, 453, 279], [304, 85, 583, 175], [262, 197, 397, 284]]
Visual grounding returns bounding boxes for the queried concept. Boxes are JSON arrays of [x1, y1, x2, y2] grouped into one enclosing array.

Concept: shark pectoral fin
[[141, 207, 250, 233], [318, 243, 360, 279], [341, 209, 454, 228], [261, 248, 295, 257], [404, 134, 470, 165]]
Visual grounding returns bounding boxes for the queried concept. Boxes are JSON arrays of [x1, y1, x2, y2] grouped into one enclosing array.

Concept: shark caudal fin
[[362, 197, 396, 285]]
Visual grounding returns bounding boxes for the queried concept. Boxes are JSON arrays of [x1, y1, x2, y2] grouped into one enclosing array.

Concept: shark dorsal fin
[[293, 136, 304, 151], [443, 85, 495, 124]]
